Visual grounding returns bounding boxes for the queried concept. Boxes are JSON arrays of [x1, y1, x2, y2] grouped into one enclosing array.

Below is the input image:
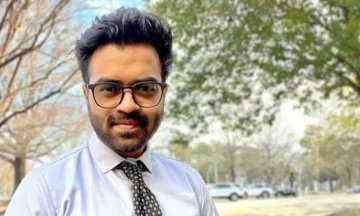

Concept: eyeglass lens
[[93, 82, 162, 108]]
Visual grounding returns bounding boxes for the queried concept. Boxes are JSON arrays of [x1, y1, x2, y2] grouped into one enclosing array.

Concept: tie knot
[[118, 160, 147, 171], [117, 161, 162, 215], [118, 161, 143, 183]]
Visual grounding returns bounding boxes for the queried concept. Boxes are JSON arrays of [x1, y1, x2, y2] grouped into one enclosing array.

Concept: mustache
[[107, 111, 149, 127]]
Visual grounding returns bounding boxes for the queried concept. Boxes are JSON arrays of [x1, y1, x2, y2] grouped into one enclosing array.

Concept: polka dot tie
[[118, 161, 162, 216]]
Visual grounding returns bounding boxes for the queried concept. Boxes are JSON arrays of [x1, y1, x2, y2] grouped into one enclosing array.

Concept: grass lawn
[[328, 208, 360, 216]]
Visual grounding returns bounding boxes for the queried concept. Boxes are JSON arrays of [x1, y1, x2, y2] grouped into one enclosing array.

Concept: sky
[[75, 0, 144, 26]]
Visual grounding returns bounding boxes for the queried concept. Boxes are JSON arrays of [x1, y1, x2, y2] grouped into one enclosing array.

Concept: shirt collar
[[127, 148, 153, 173], [88, 132, 153, 174]]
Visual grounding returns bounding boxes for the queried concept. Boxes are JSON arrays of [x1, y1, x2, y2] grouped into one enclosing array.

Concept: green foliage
[[149, 0, 280, 136], [168, 130, 192, 147], [319, 166, 339, 182], [167, 140, 224, 183], [148, 0, 360, 138], [301, 105, 360, 184]]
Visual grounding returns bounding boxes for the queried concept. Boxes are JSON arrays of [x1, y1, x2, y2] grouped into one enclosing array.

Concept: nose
[[116, 90, 140, 113]]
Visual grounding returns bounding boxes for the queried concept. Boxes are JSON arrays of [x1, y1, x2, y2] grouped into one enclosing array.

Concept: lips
[[110, 119, 140, 132], [107, 112, 149, 133]]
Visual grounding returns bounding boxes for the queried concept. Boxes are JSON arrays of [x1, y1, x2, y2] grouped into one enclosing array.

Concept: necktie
[[118, 161, 162, 216]]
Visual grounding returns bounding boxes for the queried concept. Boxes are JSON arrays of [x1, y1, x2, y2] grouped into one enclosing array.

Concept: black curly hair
[[75, 7, 173, 84]]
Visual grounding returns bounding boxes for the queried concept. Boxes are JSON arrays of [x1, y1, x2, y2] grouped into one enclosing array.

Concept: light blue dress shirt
[[5, 133, 219, 216]]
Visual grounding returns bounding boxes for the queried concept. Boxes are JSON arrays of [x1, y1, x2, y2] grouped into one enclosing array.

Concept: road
[[214, 193, 360, 216]]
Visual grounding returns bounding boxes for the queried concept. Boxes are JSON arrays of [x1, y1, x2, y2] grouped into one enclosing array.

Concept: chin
[[113, 140, 146, 154], [110, 133, 148, 152]]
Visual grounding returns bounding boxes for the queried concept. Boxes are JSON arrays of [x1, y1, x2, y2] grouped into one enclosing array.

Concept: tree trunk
[[230, 160, 236, 182], [329, 180, 333, 193], [13, 155, 26, 194], [346, 167, 352, 187], [339, 179, 342, 191], [265, 167, 274, 186], [289, 172, 295, 189]]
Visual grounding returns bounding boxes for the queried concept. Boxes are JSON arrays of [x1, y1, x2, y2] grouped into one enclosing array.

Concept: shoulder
[[36, 143, 89, 170], [25, 143, 90, 183], [6, 144, 90, 215]]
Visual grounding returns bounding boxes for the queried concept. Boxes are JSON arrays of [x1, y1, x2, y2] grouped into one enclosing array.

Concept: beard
[[88, 106, 163, 156]]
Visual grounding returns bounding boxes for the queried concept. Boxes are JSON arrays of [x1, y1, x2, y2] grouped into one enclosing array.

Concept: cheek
[[146, 106, 163, 126], [145, 111, 156, 125], [89, 103, 109, 122]]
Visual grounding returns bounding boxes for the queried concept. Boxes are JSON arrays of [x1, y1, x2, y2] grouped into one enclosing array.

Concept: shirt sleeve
[[191, 169, 220, 216], [5, 170, 55, 216]]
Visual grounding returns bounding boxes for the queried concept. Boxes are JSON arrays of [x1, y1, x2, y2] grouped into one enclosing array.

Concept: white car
[[208, 183, 246, 201], [347, 186, 360, 194], [245, 184, 273, 198]]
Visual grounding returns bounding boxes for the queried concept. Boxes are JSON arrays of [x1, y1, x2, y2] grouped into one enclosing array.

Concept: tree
[[0, 0, 89, 194], [149, 0, 281, 137], [245, 120, 300, 186], [0, 161, 13, 200], [238, 144, 265, 184], [182, 116, 301, 185], [188, 141, 215, 183], [211, 130, 243, 182], [0, 95, 89, 193], [148, 0, 360, 138], [166, 129, 243, 183], [301, 104, 360, 188], [0, 0, 79, 129]]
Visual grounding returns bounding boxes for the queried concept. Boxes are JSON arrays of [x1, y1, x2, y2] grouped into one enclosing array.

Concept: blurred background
[[1, 0, 360, 215]]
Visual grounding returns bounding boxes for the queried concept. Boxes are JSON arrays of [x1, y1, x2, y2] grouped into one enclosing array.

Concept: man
[[6, 7, 219, 216]]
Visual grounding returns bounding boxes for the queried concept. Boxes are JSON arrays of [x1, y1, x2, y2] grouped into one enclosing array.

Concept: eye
[[101, 86, 116, 92], [135, 83, 157, 92], [95, 84, 121, 95], [140, 86, 155, 91]]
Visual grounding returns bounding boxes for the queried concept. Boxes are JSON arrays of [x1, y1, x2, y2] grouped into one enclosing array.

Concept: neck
[[118, 145, 146, 158]]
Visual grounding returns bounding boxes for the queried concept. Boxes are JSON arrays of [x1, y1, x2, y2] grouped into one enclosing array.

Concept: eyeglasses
[[86, 81, 168, 109]]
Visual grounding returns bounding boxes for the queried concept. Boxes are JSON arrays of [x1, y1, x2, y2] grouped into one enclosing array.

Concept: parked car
[[275, 188, 297, 197], [347, 186, 360, 194], [245, 184, 273, 198], [208, 183, 246, 201], [233, 183, 248, 198]]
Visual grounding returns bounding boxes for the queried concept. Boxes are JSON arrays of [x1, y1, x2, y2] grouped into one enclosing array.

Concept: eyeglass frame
[[85, 81, 168, 109]]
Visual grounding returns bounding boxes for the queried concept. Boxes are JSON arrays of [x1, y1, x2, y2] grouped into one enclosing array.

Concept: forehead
[[87, 44, 162, 84]]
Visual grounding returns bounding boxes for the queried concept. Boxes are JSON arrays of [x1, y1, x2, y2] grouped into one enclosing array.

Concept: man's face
[[83, 44, 167, 158]]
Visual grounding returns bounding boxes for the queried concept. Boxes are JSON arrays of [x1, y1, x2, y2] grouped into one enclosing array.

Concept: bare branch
[[0, 0, 16, 36], [59, 68, 80, 91], [0, 153, 14, 164], [0, 0, 70, 69], [0, 58, 73, 115], [0, 21, 55, 69], [0, 15, 75, 63], [30, 142, 63, 158], [27, 141, 42, 154], [0, 122, 78, 133], [0, 147, 16, 156], [1, 94, 15, 120], [0, 88, 61, 128], [28, 156, 45, 164], [7, 56, 23, 94]]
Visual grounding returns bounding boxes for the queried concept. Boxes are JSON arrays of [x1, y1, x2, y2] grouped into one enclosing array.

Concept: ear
[[82, 85, 89, 104], [162, 86, 168, 102]]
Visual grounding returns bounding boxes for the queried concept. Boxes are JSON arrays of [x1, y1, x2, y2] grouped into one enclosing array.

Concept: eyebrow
[[95, 78, 120, 84], [94, 77, 159, 84]]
